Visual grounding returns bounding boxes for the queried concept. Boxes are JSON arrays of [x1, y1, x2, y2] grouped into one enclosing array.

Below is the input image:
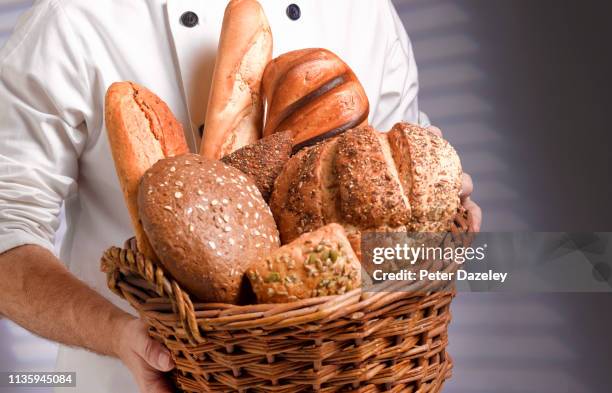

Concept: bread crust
[[200, 0, 273, 159], [262, 48, 369, 151], [270, 123, 463, 252], [388, 123, 462, 232], [104, 81, 189, 260], [335, 126, 411, 229], [246, 223, 361, 303], [221, 131, 293, 201], [138, 154, 280, 303]]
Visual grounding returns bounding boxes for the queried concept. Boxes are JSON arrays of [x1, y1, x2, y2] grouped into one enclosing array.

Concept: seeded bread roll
[[262, 48, 369, 152], [388, 123, 462, 232], [246, 223, 361, 303], [105, 81, 189, 261], [270, 123, 462, 251], [138, 153, 280, 303], [335, 126, 412, 229], [221, 130, 293, 201]]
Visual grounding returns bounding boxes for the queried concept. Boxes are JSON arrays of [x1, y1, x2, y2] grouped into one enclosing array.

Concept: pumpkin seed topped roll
[[246, 223, 362, 303]]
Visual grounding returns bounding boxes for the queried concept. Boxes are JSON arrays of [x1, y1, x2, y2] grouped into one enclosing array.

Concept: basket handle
[[100, 240, 204, 343]]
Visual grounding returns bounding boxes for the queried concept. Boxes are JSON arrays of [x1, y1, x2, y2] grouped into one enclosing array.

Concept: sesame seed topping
[[197, 190, 204, 195], [163, 206, 173, 212], [208, 241, 216, 250], [174, 191, 183, 199], [170, 166, 176, 172]]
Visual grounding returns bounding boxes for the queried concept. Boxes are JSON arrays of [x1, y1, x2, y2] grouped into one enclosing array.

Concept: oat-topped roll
[[246, 223, 362, 303], [138, 153, 280, 304]]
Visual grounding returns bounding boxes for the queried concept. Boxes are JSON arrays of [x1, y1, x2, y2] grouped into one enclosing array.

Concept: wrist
[[109, 312, 135, 358]]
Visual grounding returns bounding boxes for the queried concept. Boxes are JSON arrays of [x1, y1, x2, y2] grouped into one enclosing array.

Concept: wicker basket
[[101, 211, 470, 393]]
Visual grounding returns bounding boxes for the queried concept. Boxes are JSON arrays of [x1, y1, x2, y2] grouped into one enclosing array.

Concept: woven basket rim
[[101, 209, 471, 343]]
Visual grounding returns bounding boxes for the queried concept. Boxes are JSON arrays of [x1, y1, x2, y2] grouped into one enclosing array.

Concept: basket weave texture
[[101, 211, 470, 393]]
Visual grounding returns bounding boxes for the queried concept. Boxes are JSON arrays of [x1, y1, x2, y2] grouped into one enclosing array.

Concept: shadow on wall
[[396, 1, 612, 393], [395, 0, 526, 231]]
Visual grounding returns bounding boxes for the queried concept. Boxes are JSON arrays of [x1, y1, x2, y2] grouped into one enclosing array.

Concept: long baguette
[[200, 0, 273, 159]]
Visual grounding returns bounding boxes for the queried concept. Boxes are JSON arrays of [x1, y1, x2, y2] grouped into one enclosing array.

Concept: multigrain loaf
[[262, 48, 369, 152], [221, 131, 293, 201], [246, 224, 361, 303], [138, 153, 280, 303], [388, 123, 462, 232], [335, 126, 412, 229], [104, 81, 189, 261], [270, 123, 462, 250]]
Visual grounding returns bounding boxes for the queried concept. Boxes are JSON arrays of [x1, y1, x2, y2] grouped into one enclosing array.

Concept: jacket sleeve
[[370, 0, 430, 130], [0, 0, 88, 254]]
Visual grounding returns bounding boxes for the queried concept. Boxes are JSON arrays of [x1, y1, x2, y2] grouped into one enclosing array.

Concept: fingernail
[[158, 351, 173, 370]]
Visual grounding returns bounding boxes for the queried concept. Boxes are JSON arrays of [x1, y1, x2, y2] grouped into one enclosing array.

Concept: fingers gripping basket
[[101, 211, 471, 393]]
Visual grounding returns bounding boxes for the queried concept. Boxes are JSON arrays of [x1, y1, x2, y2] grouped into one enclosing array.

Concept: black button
[[286, 4, 301, 20], [198, 124, 204, 137], [181, 11, 199, 28]]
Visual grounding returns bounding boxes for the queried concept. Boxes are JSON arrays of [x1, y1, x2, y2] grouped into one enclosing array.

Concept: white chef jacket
[[0, 0, 427, 391]]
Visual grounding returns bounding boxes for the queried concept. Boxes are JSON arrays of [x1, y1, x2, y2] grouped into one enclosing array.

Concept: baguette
[[200, 0, 273, 159], [104, 81, 189, 260]]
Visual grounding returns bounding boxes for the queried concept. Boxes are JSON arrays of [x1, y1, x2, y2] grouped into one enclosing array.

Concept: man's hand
[[0, 245, 176, 393], [427, 126, 482, 232], [114, 318, 175, 393]]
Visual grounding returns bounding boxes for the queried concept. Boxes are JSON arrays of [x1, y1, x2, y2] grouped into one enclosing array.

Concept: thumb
[[134, 331, 175, 372]]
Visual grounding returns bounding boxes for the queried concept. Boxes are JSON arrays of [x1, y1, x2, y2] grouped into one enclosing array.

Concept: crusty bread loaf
[[270, 123, 462, 250], [388, 123, 462, 232], [138, 153, 280, 303], [200, 0, 273, 159], [335, 126, 412, 229], [221, 131, 293, 201], [105, 81, 189, 261], [262, 48, 369, 152], [246, 223, 361, 303]]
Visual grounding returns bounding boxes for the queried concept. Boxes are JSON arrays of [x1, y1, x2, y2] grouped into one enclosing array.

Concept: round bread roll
[[246, 223, 362, 303], [138, 153, 280, 303]]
